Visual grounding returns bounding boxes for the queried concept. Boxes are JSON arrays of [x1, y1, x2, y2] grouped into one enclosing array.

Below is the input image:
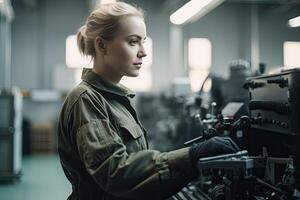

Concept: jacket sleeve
[[72, 94, 195, 200]]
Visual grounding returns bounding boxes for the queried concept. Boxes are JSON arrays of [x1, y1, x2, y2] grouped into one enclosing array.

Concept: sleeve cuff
[[167, 147, 195, 180]]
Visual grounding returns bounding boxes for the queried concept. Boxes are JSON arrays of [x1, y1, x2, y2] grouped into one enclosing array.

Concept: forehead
[[115, 16, 146, 38]]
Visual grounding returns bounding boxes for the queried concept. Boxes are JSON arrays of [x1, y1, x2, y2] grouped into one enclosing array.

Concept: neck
[[92, 56, 122, 84]]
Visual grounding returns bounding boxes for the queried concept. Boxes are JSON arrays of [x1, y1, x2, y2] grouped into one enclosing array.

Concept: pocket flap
[[118, 121, 143, 139]]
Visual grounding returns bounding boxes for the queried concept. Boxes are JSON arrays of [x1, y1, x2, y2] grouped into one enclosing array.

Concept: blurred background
[[0, 0, 300, 199]]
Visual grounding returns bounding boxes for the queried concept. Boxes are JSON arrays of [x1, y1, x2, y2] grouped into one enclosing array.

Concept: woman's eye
[[129, 40, 138, 45]]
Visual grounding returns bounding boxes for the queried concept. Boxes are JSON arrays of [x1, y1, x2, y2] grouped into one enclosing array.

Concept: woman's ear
[[95, 36, 107, 55]]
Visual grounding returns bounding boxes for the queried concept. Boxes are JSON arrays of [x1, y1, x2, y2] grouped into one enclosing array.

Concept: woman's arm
[[72, 93, 194, 200]]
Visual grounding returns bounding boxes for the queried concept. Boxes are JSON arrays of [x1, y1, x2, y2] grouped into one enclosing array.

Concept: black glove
[[189, 136, 240, 165]]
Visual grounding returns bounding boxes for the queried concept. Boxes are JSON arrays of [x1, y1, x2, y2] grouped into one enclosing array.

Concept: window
[[120, 37, 153, 92], [65, 35, 92, 68], [65, 35, 92, 87], [188, 38, 212, 92], [283, 41, 300, 69]]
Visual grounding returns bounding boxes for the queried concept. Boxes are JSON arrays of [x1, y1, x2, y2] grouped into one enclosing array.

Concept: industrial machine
[[0, 88, 22, 181], [173, 68, 300, 200]]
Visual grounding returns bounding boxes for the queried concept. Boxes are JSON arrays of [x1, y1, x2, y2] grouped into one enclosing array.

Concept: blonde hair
[[77, 2, 144, 57]]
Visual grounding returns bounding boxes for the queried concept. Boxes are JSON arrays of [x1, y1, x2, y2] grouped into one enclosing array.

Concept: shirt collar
[[81, 68, 135, 98]]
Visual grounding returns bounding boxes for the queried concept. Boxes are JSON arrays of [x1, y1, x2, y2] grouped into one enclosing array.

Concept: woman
[[57, 2, 239, 200]]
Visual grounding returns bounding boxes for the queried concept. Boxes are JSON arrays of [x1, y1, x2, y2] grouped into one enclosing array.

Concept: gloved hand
[[189, 136, 240, 165]]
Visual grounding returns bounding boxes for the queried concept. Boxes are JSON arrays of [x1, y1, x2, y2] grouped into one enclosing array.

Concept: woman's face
[[103, 16, 147, 79]]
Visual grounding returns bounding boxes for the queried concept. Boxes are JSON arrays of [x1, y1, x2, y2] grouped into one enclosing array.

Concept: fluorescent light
[[288, 16, 300, 28], [0, 0, 4, 4], [170, 0, 224, 25]]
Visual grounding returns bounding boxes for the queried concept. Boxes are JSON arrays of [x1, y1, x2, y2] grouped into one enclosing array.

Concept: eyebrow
[[127, 34, 147, 40]]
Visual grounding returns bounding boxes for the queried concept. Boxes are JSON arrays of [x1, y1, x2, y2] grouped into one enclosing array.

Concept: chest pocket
[[117, 120, 147, 152]]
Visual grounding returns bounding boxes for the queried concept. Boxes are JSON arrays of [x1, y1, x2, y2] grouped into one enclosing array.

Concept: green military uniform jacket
[[58, 68, 194, 200]]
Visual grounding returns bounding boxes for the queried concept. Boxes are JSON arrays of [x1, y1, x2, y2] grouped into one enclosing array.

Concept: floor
[[0, 154, 71, 200]]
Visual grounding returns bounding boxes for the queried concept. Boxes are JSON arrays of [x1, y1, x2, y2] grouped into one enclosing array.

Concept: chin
[[125, 71, 140, 77]]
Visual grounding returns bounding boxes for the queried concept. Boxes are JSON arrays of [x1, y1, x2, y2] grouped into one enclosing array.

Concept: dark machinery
[[246, 68, 300, 197], [245, 68, 300, 158], [174, 68, 300, 200], [172, 150, 296, 200]]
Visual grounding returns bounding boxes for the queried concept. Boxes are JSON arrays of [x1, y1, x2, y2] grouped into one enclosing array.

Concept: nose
[[137, 44, 147, 58]]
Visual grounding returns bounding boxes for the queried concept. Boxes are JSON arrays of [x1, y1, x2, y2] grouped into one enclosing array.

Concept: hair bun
[[79, 25, 87, 38]]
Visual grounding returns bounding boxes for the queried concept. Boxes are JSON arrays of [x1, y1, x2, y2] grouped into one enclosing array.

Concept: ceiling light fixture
[[170, 0, 224, 25], [288, 16, 300, 28]]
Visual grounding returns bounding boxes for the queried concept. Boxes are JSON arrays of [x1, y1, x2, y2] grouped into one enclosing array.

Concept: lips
[[133, 62, 142, 69]]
